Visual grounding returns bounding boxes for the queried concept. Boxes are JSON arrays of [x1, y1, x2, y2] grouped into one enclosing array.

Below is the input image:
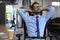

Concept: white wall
[[52, 6, 60, 19]]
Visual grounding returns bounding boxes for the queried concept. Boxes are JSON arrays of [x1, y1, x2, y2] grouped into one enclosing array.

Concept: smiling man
[[18, 2, 55, 40]]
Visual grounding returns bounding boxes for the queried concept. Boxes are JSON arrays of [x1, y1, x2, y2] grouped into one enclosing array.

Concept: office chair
[[47, 17, 60, 40]]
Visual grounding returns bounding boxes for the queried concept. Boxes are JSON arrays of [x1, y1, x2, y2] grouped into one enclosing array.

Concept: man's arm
[[18, 9, 28, 22], [45, 6, 55, 21], [25, 9, 33, 12], [41, 6, 50, 11]]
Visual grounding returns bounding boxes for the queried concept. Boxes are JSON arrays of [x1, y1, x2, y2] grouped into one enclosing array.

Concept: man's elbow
[[48, 6, 55, 12], [52, 7, 55, 10]]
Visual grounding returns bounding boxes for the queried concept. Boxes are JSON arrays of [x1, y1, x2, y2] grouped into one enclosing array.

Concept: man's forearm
[[41, 7, 49, 11], [25, 9, 33, 12]]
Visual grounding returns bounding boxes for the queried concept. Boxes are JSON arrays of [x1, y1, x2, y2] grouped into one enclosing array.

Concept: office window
[[6, 5, 13, 20]]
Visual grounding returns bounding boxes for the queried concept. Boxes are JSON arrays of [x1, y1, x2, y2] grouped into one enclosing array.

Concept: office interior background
[[0, 0, 60, 40]]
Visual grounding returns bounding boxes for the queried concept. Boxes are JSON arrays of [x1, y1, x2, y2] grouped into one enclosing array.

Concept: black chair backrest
[[47, 17, 60, 35]]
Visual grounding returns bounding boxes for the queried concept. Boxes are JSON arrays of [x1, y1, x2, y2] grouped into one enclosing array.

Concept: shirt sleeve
[[18, 9, 28, 22], [45, 6, 55, 21]]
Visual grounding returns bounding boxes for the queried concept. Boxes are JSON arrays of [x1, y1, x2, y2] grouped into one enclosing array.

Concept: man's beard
[[33, 12, 40, 14]]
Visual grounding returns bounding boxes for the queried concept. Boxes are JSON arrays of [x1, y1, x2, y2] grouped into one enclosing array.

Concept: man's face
[[33, 4, 41, 13]]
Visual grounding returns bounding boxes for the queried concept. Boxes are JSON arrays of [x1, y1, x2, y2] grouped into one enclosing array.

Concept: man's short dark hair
[[30, 2, 39, 9]]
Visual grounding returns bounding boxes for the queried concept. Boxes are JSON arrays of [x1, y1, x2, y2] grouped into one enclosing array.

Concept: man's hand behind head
[[25, 9, 32, 12]]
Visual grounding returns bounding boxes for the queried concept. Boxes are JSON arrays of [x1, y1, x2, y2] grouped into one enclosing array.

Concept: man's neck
[[34, 14, 40, 17], [34, 14, 40, 16]]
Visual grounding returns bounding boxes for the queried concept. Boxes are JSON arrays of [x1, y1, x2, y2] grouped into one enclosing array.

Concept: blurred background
[[0, 0, 60, 40]]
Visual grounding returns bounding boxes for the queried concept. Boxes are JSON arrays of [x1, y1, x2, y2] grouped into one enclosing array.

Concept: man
[[18, 2, 55, 39]]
